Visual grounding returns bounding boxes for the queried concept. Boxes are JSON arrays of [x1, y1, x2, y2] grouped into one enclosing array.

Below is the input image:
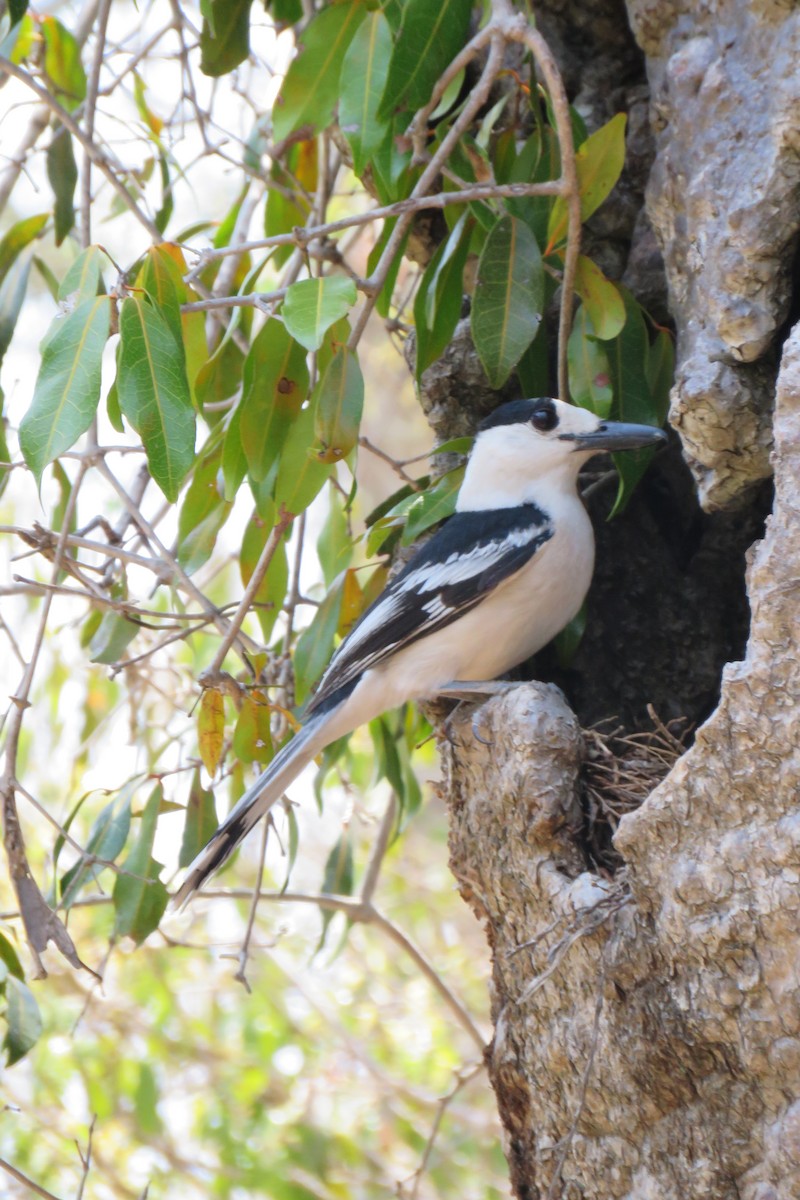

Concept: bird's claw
[[435, 679, 517, 703]]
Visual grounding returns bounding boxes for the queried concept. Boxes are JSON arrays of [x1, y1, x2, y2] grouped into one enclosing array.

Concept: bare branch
[[74, 1115, 97, 1200], [359, 793, 398, 906], [202, 507, 294, 680], [0, 56, 162, 241], [0, 1157, 64, 1200], [81, 0, 113, 248]]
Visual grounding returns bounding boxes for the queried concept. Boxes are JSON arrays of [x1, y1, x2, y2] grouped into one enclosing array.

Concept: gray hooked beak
[[559, 421, 669, 453]]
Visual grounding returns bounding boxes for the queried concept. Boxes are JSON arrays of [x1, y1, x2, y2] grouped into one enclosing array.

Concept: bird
[[174, 397, 666, 906]]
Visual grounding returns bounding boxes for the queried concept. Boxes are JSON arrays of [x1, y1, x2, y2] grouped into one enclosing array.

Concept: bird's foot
[[437, 681, 517, 746], [435, 679, 517, 702]]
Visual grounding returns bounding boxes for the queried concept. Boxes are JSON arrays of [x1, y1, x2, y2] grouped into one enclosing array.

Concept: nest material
[[580, 706, 692, 873]]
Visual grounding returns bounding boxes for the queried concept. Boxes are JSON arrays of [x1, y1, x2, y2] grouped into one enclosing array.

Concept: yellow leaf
[[338, 568, 364, 636], [198, 688, 224, 776]]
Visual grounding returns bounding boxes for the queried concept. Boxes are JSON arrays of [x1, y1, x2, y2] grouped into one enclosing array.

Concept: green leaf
[[268, 0, 302, 27], [19, 295, 110, 481], [1, 11, 34, 60], [179, 770, 219, 869], [568, 304, 613, 418], [240, 318, 309, 482], [0, 413, 9, 501], [113, 785, 169, 945], [60, 785, 133, 909], [318, 487, 352, 588], [339, 11, 392, 176], [316, 830, 354, 954], [4, 976, 42, 1066], [46, 123, 77, 246], [414, 214, 471, 380], [471, 216, 544, 388], [240, 509, 289, 643], [0, 213, 48, 290], [0, 928, 24, 981], [200, 0, 251, 77], [233, 691, 274, 765], [221, 402, 247, 500], [272, 3, 366, 143], [367, 217, 408, 318], [117, 297, 196, 501], [282, 277, 357, 352], [88, 610, 140, 665], [369, 714, 403, 795], [134, 1063, 163, 1136], [573, 256, 625, 341], [41, 16, 87, 108], [554, 602, 587, 668], [8, 1, 29, 28], [155, 150, 173, 235], [139, 244, 187, 356], [33, 254, 60, 300], [378, 0, 473, 118], [264, 140, 316, 267], [294, 574, 345, 705], [547, 113, 627, 251], [607, 287, 657, 516], [313, 346, 364, 463], [58, 246, 104, 305], [195, 339, 244, 410], [274, 400, 334, 518], [402, 466, 464, 544], [177, 445, 231, 574], [280, 802, 300, 892], [515, 321, 551, 399], [370, 115, 413, 204], [646, 327, 675, 427], [0, 249, 32, 368]]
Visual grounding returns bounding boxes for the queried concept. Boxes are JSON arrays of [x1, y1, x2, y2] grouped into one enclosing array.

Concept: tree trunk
[[435, 1, 800, 1195]]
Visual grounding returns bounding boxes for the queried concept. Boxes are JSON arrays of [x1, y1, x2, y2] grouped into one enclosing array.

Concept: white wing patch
[[402, 525, 542, 592], [307, 504, 553, 714]]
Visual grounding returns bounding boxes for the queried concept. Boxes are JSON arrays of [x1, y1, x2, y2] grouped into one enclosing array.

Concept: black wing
[[306, 502, 553, 714]]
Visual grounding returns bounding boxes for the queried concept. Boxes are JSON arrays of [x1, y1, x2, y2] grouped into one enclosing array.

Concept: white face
[[457, 399, 603, 510], [455, 397, 666, 512]]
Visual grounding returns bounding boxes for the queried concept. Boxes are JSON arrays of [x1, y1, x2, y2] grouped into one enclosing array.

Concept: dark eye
[[531, 402, 558, 432]]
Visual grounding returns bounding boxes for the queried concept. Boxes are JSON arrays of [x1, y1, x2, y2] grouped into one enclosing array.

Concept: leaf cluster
[[0, 0, 672, 1103]]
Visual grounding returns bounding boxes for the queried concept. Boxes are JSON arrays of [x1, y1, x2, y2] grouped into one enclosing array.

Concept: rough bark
[[442, 322, 800, 1197], [431, 1, 800, 1195], [626, 0, 800, 510]]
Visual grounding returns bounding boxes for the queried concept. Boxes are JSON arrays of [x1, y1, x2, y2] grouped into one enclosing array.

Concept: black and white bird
[[174, 397, 666, 906]]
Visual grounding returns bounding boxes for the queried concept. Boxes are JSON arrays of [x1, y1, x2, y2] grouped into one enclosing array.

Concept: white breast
[[367, 491, 595, 704]]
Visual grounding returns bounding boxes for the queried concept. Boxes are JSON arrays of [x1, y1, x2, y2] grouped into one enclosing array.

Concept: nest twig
[[580, 706, 692, 873]]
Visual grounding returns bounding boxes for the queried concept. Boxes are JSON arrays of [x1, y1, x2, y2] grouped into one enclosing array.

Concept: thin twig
[[183, 886, 486, 1051], [402, 1062, 485, 1200], [1, 459, 90, 971], [230, 819, 271, 992], [0, 56, 162, 241], [358, 437, 421, 490], [183, 181, 564, 275], [81, 0, 113, 247], [74, 1115, 97, 1200], [0, 1157, 64, 1200], [95, 459, 260, 660], [202, 508, 293, 679], [359, 793, 397, 906]]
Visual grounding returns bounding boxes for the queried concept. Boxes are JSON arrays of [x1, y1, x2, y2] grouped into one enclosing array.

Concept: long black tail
[[173, 713, 329, 908]]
